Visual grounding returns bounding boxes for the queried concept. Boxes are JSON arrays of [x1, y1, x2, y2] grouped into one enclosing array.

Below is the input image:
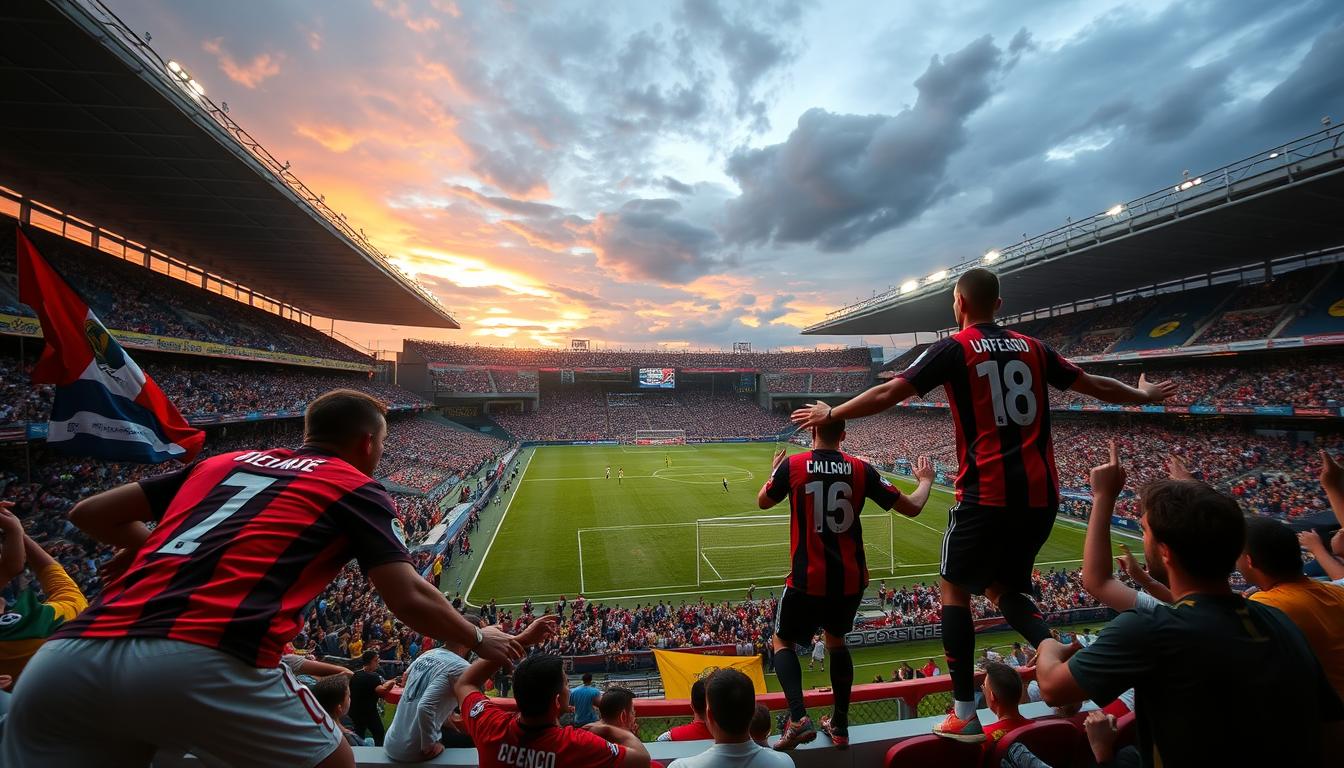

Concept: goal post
[[634, 429, 686, 445], [695, 513, 895, 585]]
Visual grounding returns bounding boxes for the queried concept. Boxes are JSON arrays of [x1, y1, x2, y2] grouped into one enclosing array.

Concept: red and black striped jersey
[[764, 449, 901, 597], [897, 323, 1082, 509], [55, 447, 411, 667]]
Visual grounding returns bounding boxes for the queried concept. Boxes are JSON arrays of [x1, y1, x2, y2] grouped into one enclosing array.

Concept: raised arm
[[1070, 372, 1175, 405], [893, 457, 935, 517], [1082, 442, 1142, 611], [1321, 451, 1344, 529], [792, 378, 919, 428], [0, 502, 26, 584], [1299, 530, 1344, 581]]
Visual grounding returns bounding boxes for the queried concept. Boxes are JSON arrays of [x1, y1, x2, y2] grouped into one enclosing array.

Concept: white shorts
[[1, 637, 343, 768]]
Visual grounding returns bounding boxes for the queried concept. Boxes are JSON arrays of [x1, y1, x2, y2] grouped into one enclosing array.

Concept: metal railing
[[56, 0, 453, 324], [811, 122, 1344, 329]]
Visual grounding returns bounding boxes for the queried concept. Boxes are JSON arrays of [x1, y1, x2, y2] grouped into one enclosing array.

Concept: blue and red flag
[[16, 227, 204, 463]]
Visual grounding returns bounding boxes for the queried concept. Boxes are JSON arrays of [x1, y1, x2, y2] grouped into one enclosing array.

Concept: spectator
[[980, 662, 1030, 751], [921, 658, 940, 678], [749, 703, 772, 748], [1239, 516, 1344, 699], [350, 650, 396, 746], [670, 668, 790, 767], [594, 686, 639, 735], [570, 672, 602, 727], [657, 678, 711, 741], [1035, 479, 1344, 766], [312, 674, 368, 748], [1298, 529, 1344, 583], [0, 503, 88, 684], [384, 614, 490, 761], [454, 644, 651, 768]]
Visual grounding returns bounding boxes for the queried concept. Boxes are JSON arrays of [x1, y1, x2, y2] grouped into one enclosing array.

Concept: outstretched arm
[[791, 378, 919, 428], [1082, 442, 1140, 611], [893, 457, 935, 517], [1070, 372, 1175, 405], [370, 562, 528, 666], [68, 482, 156, 551]]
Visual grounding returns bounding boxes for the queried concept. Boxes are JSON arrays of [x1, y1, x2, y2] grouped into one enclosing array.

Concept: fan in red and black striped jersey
[[3, 390, 542, 768], [791, 268, 1175, 745], [756, 422, 936, 750]]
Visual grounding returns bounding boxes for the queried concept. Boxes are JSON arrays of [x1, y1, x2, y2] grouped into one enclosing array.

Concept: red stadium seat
[[884, 734, 982, 768], [1114, 710, 1137, 750], [993, 719, 1083, 768]]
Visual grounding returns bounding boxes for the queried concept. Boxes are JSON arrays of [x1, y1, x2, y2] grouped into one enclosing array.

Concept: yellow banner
[[652, 650, 767, 700], [0, 313, 371, 372]]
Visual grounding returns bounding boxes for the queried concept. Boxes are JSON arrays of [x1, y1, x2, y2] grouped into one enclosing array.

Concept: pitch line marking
[[464, 448, 534, 604]]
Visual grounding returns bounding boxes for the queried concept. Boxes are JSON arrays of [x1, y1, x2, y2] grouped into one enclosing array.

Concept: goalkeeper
[[757, 421, 935, 750]]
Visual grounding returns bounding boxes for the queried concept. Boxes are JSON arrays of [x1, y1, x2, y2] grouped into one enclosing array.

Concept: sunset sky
[[109, 0, 1344, 355]]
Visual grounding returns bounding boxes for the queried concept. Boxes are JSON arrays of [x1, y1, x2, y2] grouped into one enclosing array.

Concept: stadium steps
[[486, 369, 498, 393]]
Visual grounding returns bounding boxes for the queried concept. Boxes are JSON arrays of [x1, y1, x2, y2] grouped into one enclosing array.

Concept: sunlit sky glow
[[110, 0, 1344, 354]]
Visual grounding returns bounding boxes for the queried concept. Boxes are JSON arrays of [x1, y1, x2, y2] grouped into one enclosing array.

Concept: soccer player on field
[[792, 268, 1176, 742], [758, 420, 936, 750], [722, 477, 729, 493], [2, 390, 530, 768]]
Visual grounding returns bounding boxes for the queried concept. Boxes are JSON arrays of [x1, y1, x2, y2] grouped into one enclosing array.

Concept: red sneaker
[[773, 715, 816, 751], [933, 711, 986, 743], [819, 714, 849, 750]]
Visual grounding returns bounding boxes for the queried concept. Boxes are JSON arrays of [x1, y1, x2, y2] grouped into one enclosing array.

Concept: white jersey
[[811, 643, 825, 661], [383, 649, 470, 761]]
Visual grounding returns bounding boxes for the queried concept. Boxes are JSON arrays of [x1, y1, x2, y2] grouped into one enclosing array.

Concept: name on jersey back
[[234, 451, 328, 473], [806, 460, 852, 475]]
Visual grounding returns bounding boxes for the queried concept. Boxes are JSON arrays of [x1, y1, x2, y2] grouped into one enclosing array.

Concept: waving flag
[[16, 227, 203, 463]]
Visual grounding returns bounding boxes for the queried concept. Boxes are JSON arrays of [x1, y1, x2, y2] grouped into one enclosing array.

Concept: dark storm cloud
[[1138, 62, 1234, 142], [679, 0, 803, 129], [592, 198, 732, 282], [755, 293, 795, 322], [451, 186, 564, 218], [975, 177, 1060, 226], [1254, 22, 1344, 132], [720, 35, 1005, 251]]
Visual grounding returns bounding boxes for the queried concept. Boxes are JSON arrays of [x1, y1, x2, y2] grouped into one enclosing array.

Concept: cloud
[[660, 176, 695, 195], [201, 38, 283, 88], [450, 186, 564, 218], [591, 199, 732, 282], [721, 35, 1005, 251], [372, 0, 441, 33]]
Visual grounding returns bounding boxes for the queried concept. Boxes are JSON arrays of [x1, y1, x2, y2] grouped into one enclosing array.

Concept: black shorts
[[773, 587, 862, 645], [941, 503, 1056, 595]]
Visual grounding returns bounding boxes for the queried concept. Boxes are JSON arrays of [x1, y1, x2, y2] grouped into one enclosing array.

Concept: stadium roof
[[805, 125, 1344, 335], [0, 0, 457, 328]]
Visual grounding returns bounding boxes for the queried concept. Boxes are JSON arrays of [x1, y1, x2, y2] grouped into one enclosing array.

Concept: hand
[[913, 456, 935, 484], [1321, 450, 1342, 491], [1084, 710, 1119, 763], [474, 625, 525, 667], [0, 502, 23, 537], [770, 447, 787, 471], [1298, 529, 1327, 554], [1089, 441, 1126, 499], [99, 547, 139, 584], [1166, 453, 1195, 481], [516, 614, 559, 647], [419, 743, 445, 760], [0, 675, 12, 691], [1116, 544, 1146, 582], [790, 402, 831, 428], [1333, 529, 1344, 557], [1137, 373, 1176, 403]]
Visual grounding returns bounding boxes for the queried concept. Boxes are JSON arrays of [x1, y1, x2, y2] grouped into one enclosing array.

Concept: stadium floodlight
[[900, 279, 919, 294], [166, 60, 205, 98], [927, 269, 948, 282], [983, 249, 1001, 263], [167, 60, 182, 74], [1105, 203, 1124, 217]]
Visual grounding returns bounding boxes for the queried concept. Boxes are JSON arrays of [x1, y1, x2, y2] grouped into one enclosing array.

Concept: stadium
[[2, 1, 1343, 766]]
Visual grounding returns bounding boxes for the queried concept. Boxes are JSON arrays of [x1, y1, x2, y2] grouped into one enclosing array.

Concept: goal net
[[635, 429, 686, 445], [696, 514, 895, 585]]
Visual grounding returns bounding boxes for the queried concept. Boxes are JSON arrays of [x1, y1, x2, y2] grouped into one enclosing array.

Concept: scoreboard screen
[[637, 368, 676, 389]]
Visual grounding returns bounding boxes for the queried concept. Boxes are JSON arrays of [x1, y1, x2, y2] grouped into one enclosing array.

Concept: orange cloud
[[373, 0, 442, 33], [202, 38, 283, 89]]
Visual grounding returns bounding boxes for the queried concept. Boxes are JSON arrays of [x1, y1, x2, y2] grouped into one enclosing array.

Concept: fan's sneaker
[[773, 715, 817, 751], [819, 714, 849, 750], [933, 711, 986, 743]]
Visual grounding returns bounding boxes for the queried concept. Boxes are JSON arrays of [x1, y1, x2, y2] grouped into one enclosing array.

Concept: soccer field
[[465, 443, 1132, 608]]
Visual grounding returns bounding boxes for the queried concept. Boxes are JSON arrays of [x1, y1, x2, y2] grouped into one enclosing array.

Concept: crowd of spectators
[[1198, 308, 1285, 345], [428, 368, 493, 393], [0, 353, 425, 425], [377, 419, 508, 494], [808, 371, 869, 393], [493, 385, 789, 441], [1, 227, 372, 363], [403, 340, 872, 370]]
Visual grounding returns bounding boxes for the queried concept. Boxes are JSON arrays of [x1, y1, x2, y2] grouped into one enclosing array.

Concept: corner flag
[[16, 227, 204, 463]]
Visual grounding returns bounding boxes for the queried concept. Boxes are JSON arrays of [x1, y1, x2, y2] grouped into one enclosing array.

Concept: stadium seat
[[884, 734, 981, 768], [993, 719, 1083, 768], [1114, 710, 1137, 750]]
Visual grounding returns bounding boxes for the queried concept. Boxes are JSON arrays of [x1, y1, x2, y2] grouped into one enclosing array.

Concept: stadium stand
[[0, 226, 373, 363], [403, 340, 872, 370]]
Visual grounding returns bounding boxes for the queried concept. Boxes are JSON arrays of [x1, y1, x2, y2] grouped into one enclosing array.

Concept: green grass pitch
[[465, 443, 1135, 608]]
